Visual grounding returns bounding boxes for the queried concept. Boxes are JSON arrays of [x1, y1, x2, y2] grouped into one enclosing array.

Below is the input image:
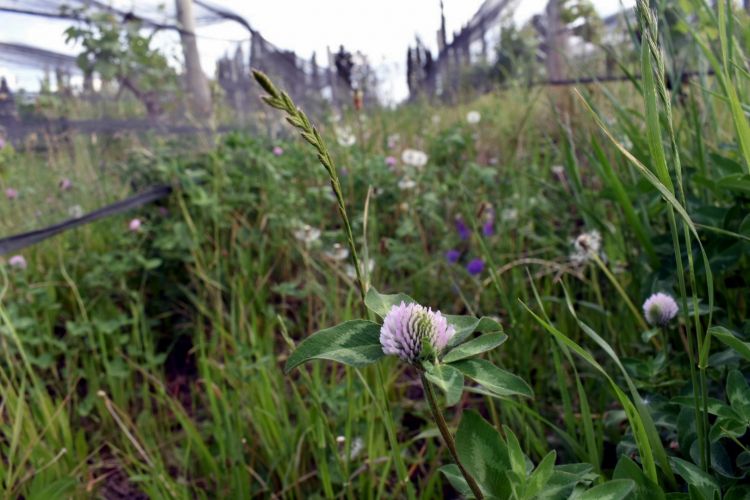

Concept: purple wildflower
[[455, 217, 470, 241], [380, 301, 455, 364], [5, 188, 18, 200], [129, 218, 142, 232], [8, 255, 27, 269], [643, 293, 679, 327], [445, 249, 460, 263], [482, 220, 494, 237], [272, 146, 284, 156], [385, 156, 397, 167], [466, 258, 484, 276], [59, 178, 73, 191]]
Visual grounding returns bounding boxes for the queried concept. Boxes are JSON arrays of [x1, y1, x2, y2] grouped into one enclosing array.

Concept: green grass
[[0, 1, 749, 498]]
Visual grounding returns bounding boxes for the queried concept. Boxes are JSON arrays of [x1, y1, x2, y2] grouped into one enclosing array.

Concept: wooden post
[[175, 0, 212, 118], [545, 0, 565, 82]]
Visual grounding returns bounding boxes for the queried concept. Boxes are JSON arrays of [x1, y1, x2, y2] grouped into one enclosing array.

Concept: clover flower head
[[272, 146, 284, 156], [8, 255, 26, 269], [466, 258, 485, 276], [643, 292, 679, 327], [401, 149, 428, 169], [570, 230, 602, 265], [466, 110, 481, 124], [5, 188, 18, 200], [380, 301, 455, 364], [387, 134, 400, 149], [385, 156, 398, 168], [293, 224, 321, 245], [398, 177, 416, 191], [129, 218, 142, 232], [59, 178, 73, 191]]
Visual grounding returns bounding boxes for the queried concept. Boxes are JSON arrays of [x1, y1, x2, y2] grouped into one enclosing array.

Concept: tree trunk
[[175, 0, 212, 118]]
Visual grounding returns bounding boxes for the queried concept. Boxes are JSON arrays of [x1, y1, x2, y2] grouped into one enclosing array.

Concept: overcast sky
[[0, 0, 635, 101]]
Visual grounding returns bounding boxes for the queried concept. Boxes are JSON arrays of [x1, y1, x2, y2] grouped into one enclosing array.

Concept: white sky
[[0, 0, 635, 102]]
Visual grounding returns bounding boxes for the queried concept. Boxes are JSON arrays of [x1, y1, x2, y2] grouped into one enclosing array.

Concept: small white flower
[[466, 110, 481, 124], [387, 133, 400, 149], [345, 259, 374, 280], [551, 165, 565, 177], [349, 436, 364, 459], [68, 205, 83, 218], [324, 243, 349, 261], [335, 126, 356, 147], [398, 177, 417, 190], [293, 224, 322, 245], [401, 149, 428, 169], [501, 208, 518, 222]]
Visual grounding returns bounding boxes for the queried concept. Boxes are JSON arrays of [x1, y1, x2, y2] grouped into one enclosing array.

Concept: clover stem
[[420, 373, 484, 499]]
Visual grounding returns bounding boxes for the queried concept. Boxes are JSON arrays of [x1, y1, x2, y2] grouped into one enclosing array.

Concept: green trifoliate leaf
[[284, 320, 384, 373], [450, 358, 533, 398], [572, 479, 635, 500], [445, 315, 503, 347], [455, 410, 512, 498], [424, 362, 464, 407], [364, 287, 416, 318], [443, 333, 508, 363]]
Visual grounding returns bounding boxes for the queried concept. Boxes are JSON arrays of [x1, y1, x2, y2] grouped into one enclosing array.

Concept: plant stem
[[420, 373, 484, 499]]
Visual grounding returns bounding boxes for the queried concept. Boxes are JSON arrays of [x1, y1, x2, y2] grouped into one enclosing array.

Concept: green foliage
[[64, 12, 177, 117]]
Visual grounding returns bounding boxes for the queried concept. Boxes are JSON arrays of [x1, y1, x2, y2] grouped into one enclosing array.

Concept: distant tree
[[560, 0, 602, 44], [334, 45, 354, 88], [65, 11, 178, 119]]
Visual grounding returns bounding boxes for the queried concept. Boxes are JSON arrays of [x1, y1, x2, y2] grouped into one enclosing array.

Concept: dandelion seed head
[[570, 230, 602, 265], [466, 110, 481, 124], [398, 177, 416, 190], [643, 292, 679, 327], [335, 126, 356, 147], [68, 205, 83, 218], [401, 149, 428, 169], [380, 301, 455, 364]]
